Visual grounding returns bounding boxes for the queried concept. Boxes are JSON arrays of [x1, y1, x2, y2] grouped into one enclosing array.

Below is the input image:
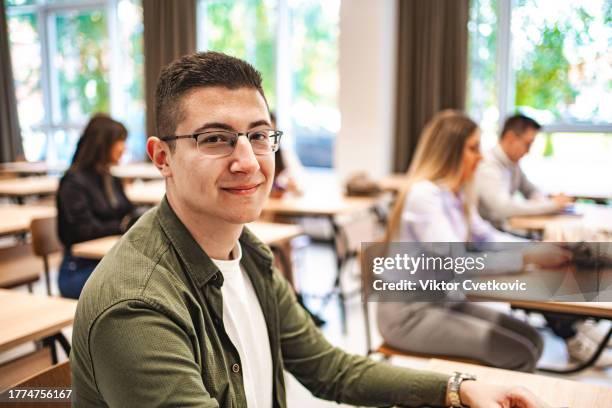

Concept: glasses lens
[[249, 130, 277, 154], [195, 130, 280, 156], [196, 132, 234, 156]]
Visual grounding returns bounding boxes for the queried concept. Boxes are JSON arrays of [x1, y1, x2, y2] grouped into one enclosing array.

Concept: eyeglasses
[[160, 129, 282, 157]]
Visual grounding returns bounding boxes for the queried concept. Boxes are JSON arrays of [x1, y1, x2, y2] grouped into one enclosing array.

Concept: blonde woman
[[378, 110, 570, 372]]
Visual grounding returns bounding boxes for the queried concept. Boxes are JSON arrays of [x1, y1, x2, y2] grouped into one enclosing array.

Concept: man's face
[[165, 86, 274, 225], [507, 127, 537, 162]]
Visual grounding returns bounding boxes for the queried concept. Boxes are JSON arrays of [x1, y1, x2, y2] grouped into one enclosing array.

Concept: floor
[[2, 241, 611, 407]]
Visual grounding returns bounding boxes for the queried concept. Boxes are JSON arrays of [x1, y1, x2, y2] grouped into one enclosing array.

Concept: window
[[6, 0, 145, 164], [512, 0, 611, 128], [198, 0, 340, 168], [467, 0, 611, 196], [198, 0, 277, 107]]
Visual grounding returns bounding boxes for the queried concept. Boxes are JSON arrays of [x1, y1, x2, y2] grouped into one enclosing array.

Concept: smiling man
[[70, 52, 551, 408]]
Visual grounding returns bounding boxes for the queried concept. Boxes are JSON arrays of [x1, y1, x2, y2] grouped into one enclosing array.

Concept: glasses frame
[[159, 129, 283, 157]]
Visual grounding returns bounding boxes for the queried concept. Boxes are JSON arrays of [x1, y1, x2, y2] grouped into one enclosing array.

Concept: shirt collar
[[492, 143, 515, 168], [156, 196, 274, 288]]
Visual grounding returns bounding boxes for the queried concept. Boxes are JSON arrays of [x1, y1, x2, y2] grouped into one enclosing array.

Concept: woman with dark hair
[[56, 114, 136, 299]]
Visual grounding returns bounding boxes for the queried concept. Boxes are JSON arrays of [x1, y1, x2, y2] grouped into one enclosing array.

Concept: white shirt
[[475, 144, 558, 226], [211, 243, 272, 408], [400, 180, 525, 273]]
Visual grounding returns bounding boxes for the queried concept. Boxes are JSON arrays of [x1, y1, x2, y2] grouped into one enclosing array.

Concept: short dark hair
[[155, 51, 267, 141], [70, 113, 127, 174], [500, 114, 542, 139]]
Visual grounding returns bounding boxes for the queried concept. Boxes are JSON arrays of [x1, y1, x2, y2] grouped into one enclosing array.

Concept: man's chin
[[223, 209, 262, 225]]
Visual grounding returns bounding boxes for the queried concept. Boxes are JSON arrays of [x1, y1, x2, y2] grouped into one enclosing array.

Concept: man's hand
[[457, 380, 552, 408], [551, 193, 573, 209], [523, 243, 573, 269]]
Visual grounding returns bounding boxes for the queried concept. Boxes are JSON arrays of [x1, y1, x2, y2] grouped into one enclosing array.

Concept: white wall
[[335, 0, 398, 181]]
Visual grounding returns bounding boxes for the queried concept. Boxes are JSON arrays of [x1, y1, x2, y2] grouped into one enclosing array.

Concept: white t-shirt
[[211, 243, 273, 408]]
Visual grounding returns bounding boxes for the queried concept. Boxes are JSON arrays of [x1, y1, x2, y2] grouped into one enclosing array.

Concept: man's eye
[[199, 134, 230, 144], [250, 131, 269, 141]]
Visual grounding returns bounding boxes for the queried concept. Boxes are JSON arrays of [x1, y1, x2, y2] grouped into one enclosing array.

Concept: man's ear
[[147, 137, 172, 177]]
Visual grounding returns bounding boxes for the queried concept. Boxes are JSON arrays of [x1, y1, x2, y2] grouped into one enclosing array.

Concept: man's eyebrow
[[248, 120, 271, 129], [192, 120, 271, 133], [193, 122, 234, 133]]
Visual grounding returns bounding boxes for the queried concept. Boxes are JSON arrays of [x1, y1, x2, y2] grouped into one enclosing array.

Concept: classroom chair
[[0, 348, 53, 392], [8, 361, 71, 408], [0, 243, 41, 291], [332, 210, 384, 334], [360, 242, 482, 365], [30, 216, 62, 296]]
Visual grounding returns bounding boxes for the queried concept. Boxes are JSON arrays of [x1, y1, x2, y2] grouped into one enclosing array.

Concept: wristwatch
[[447, 371, 477, 407]]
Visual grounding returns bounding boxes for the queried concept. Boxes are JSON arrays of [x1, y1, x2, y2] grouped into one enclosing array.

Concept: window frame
[[7, 0, 134, 161]]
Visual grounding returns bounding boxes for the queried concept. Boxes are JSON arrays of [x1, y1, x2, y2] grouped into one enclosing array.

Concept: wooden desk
[[426, 359, 612, 407], [0, 289, 75, 363], [111, 162, 162, 180], [0, 177, 59, 203], [249, 221, 304, 246], [71, 235, 120, 259], [468, 295, 612, 320], [0, 205, 56, 237], [72, 222, 304, 259], [262, 195, 380, 217], [507, 204, 612, 233], [125, 180, 165, 205], [466, 271, 612, 374], [0, 161, 65, 176]]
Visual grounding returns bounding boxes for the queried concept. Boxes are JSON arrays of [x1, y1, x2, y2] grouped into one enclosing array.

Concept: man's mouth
[[221, 183, 261, 195]]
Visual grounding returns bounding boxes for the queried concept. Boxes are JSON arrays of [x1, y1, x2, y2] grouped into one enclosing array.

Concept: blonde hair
[[385, 110, 479, 242]]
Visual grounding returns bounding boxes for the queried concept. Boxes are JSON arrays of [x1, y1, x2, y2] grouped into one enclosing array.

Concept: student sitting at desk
[[56, 114, 137, 299], [379, 110, 571, 372], [474, 114, 571, 229], [70, 52, 551, 408], [475, 113, 612, 367]]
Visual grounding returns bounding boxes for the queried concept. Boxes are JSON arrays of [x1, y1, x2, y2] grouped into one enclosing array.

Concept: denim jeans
[[58, 253, 99, 299]]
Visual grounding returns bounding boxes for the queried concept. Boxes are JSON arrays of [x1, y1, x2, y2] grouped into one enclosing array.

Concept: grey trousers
[[377, 302, 543, 372]]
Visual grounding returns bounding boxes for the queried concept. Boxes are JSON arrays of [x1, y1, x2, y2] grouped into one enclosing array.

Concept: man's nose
[[229, 136, 260, 174]]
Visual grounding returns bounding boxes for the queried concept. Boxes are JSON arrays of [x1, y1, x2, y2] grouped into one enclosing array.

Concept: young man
[[70, 52, 551, 407], [475, 114, 572, 228], [475, 114, 612, 367]]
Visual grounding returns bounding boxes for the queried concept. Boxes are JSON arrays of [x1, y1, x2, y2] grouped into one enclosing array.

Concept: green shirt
[[71, 197, 449, 407]]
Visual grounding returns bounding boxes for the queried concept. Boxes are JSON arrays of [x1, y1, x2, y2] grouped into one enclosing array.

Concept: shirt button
[[232, 363, 240, 373]]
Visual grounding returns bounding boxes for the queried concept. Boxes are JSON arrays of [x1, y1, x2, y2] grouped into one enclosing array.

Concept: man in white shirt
[[475, 114, 612, 367], [475, 114, 571, 229]]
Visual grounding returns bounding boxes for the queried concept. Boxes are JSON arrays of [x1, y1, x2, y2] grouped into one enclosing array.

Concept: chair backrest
[[30, 216, 62, 257], [15, 360, 71, 388], [30, 216, 62, 296], [333, 211, 380, 263], [0, 243, 41, 289]]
